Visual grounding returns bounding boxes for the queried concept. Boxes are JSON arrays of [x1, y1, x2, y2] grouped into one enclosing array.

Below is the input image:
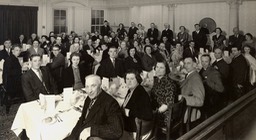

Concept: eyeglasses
[[52, 49, 59, 51]]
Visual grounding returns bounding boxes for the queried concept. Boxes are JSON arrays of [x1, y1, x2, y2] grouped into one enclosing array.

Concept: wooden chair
[[135, 117, 155, 140], [186, 105, 203, 132], [163, 97, 187, 140]]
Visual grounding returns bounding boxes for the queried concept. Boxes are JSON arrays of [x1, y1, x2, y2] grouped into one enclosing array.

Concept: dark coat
[[161, 29, 173, 42], [64, 91, 123, 140], [147, 28, 159, 44], [123, 85, 153, 132], [47, 53, 65, 93], [21, 67, 58, 101], [63, 65, 86, 88], [230, 54, 249, 87], [228, 34, 245, 49], [97, 58, 125, 78], [124, 56, 142, 73], [0, 49, 10, 61], [192, 30, 207, 50], [183, 47, 198, 59], [128, 27, 138, 39], [3, 55, 22, 97], [101, 25, 111, 36]]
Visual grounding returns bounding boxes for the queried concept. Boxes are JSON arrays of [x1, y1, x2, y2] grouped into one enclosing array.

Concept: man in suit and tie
[[147, 23, 159, 45], [192, 24, 207, 51], [212, 48, 230, 105], [161, 23, 173, 43], [47, 45, 65, 93], [97, 46, 125, 78], [228, 27, 245, 50], [100, 20, 111, 37], [229, 46, 249, 101], [183, 41, 198, 59], [27, 39, 44, 57], [21, 54, 58, 101], [64, 74, 123, 140], [0, 39, 12, 61], [128, 22, 138, 40], [199, 54, 224, 117], [179, 57, 205, 125]]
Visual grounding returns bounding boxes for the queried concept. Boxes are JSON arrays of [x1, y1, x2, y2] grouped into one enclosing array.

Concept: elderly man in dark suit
[[161, 23, 173, 43], [47, 45, 65, 93], [147, 23, 159, 45], [228, 27, 245, 50], [180, 57, 205, 124], [192, 24, 207, 51], [21, 54, 58, 101], [97, 46, 125, 78], [128, 22, 138, 40], [64, 74, 123, 140], [199, 54, 224, 118]]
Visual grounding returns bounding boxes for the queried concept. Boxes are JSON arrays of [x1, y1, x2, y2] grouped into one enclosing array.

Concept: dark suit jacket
[[97, 58, 125, 78], [101, 25, 111, 36], [228, 34, 245, 49], [141, 54, 157, 72], [47, 53, 65, 93], [161, 29, 173, 42], [183, 47, 198, 59], [212, 59, 230, 82], [3, 55, 22, 95], [63, 65, 86, 88], [128, 27, 138, 39], [21, 67, 58, 101], [123, 85, 153, 132], [64, 91, 123, 140], [124, 56, 142, 73], [0, 49, 10, 61], [147, 28, 159, 44], [27, 47, 44, 56], [192, 30, 207, 50], [199, 67, 224, 93], [230, 54, 249, 87]]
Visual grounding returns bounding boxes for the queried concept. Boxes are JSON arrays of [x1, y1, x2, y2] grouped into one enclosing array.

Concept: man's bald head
[[85, 75, 102, 99]]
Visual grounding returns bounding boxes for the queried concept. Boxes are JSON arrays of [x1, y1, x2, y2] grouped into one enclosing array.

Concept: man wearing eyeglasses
[[47, 45, 65, 93]]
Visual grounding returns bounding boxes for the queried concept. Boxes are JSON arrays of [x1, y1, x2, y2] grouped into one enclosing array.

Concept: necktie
[[123, 90, 132, 107], [85, 98, 97, 118], [185, 74, 188, 79], [112, 59, 115, 68], [38, 69, 43, 82]]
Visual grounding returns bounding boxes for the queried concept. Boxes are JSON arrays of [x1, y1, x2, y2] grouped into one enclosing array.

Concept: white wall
[[239, 1, 256, 36]]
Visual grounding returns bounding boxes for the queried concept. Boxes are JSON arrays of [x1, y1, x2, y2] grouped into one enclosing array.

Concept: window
[[54, 9, 67, 34], [91, 10, 104, 33]]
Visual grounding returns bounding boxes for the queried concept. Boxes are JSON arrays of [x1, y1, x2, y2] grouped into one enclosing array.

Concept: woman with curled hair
[[212, 27, 226, 50], [124, 47, 143, 73], [122, 69, 153, 139], [63, 52, 86, 90], [151, 61, 178, 128], [242, 33, 256, 52], [141, 45, 157, 72], [177, 26, 189, 48]]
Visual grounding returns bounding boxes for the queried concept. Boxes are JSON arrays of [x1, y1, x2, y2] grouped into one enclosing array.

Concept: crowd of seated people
[[0, 20, 256, 139]]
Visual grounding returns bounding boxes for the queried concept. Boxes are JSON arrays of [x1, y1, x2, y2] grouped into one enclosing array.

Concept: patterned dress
[[151, 75, 178, 127]]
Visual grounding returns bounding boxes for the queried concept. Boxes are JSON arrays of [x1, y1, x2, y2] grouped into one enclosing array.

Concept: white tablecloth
[[11, 100, 82, 140]]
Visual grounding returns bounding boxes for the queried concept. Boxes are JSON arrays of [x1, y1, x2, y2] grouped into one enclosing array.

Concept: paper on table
[[63, 87, 73, 106], [44, 95, 56, 115]]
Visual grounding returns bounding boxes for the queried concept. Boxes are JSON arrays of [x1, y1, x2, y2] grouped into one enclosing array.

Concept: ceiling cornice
[[105, 0, 255, 8]]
